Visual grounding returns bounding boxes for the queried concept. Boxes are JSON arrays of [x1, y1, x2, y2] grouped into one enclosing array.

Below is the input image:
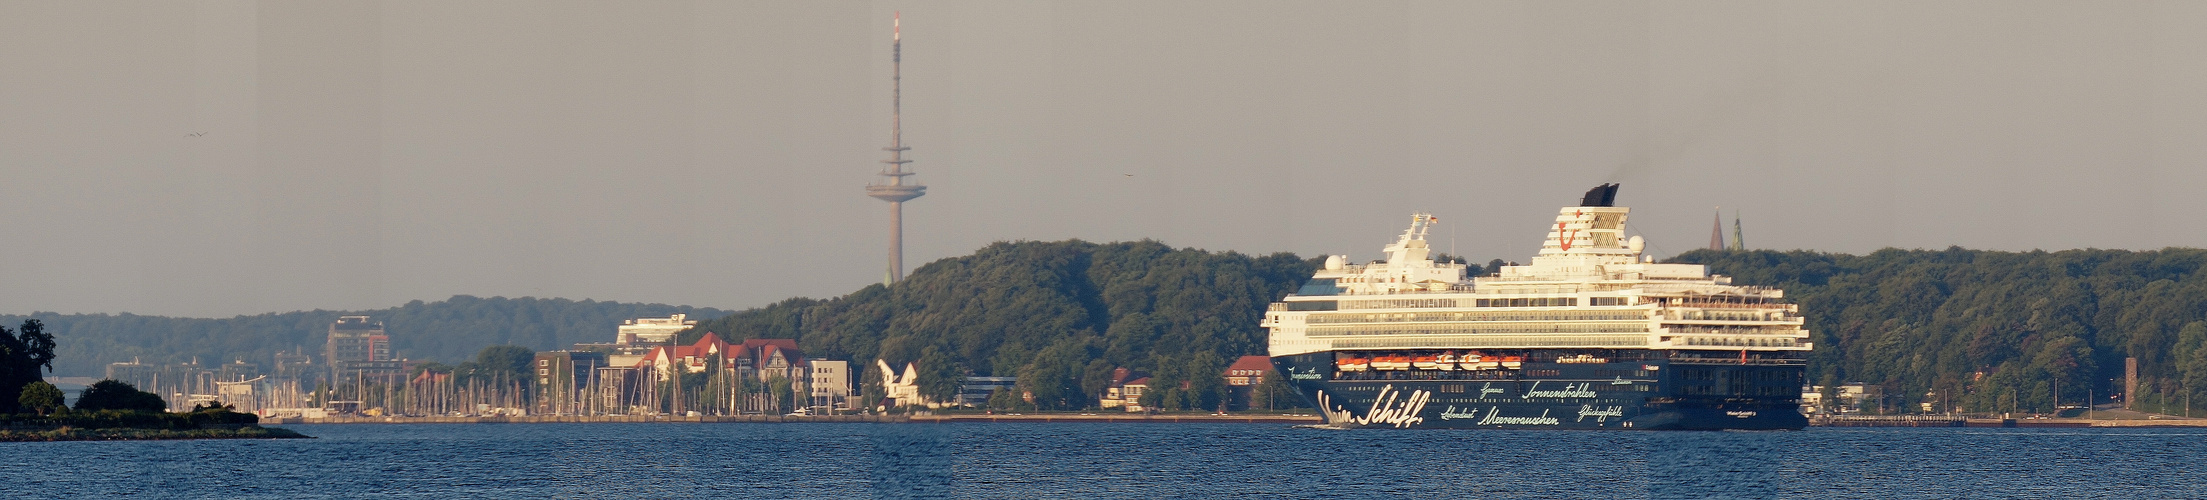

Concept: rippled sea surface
[[4, 423, 2204, 499]]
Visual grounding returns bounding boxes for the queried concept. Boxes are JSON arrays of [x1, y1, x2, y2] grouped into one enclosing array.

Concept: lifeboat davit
[[1337, 356, 1370, 372], [1411, 355, 1439, 370]]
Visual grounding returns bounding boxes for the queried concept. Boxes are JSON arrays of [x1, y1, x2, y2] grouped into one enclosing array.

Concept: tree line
[[2, 317, 250, 418], [681, 239, 1321, 410], [1678, 246, 2207, 414], [5, 295, 727, 375]]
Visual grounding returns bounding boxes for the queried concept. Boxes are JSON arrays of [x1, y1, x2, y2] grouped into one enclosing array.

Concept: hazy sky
[[4, 1, 2206, 318]]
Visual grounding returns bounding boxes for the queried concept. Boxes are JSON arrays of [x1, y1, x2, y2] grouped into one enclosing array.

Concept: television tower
[[866, 13, 925, 284]]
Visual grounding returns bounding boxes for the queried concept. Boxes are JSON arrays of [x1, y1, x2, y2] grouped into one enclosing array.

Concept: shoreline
[[263, 413, 2207, 428], [0, 425, 310, 442], [266, 413, 1324, 424]]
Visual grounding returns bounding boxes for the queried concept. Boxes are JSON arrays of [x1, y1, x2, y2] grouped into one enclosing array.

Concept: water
[[3, 423, 2202, 498]]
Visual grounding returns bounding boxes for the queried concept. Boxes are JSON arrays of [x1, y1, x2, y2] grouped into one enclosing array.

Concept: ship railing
[[1667, 357, 1806, 366], [1662, 326, 1805, 335], [1812, 415, 1967, 427], [1655, 301, 1794, 310]]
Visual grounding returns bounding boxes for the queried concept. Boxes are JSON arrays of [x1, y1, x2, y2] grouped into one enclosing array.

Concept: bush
[[74, 380, 167, 413], [17, 381, 63, 415]]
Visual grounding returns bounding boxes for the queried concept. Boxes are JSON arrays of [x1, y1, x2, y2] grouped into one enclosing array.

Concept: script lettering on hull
[[1316, 385, 1431, 428], [1438, 406, 1481, 421], [1521, 381, 1597, 399], [1475, 407, 1560, 426], [1577, 405, 1625, 422]]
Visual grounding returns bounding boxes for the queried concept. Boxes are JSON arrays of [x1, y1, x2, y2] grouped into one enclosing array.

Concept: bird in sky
[[186, 132, 206, 138]]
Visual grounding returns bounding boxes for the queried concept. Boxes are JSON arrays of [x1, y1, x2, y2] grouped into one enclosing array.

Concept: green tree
[[456, 344, 536, 400], [912, 346, 963, 405], [74, 380, 167, 412], [17, 381, 64, 415], [765, 374, 795, 414], [1251, 372, 1303, 410], [0, 319, 56, 414], [1179, 353, 1228, 412], [2176, 322, 2207, 404]]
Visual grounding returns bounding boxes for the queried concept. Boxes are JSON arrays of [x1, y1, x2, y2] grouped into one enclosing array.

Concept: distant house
[[600, 333, 842, 415], [1099, 368, 1151, 412], [1115, 378, 1152, 412], [877, 359, 933, 409], [1224, 355, 1274, 411]]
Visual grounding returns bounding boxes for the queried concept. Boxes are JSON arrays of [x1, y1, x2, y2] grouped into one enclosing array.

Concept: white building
[[809, 360, 851, 412], [618, 314, 697, 346], [877, 359, 935, 409]]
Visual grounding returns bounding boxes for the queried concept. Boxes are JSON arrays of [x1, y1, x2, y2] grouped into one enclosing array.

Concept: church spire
[[1709, 208, 1725, 251], [1730, 211, 1745, 251]]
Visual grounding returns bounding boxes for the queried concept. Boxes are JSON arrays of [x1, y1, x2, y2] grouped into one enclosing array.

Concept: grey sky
[[3, 1, 2205, 318]]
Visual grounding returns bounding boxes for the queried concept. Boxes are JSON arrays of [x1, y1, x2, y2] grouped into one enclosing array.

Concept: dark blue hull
[[1273, 352, 1807, 430]]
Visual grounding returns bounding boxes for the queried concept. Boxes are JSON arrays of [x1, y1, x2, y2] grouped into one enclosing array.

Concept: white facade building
[[618, 314, 696, 346], [809, 360, 852, 412], [877, 360, 935, 409]]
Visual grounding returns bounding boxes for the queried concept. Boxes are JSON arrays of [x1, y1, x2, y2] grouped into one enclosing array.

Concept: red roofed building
[[614, 333, 849, 415], [1225, 355, 1276, 411], [1225, 356, 1273, 385], [1099, 367, 1150, 412]]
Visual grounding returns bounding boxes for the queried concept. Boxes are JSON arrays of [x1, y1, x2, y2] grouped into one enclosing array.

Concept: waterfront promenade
[[1812, 414, 2207, 428]]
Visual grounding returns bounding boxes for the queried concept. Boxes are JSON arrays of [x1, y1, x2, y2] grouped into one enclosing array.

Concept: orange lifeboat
[[1337, 356, 1370, 372], [1435, 352, 1459, 371], [1500, 355, 1525, 370], [1411, 355, 1440, 370], [1461, 352, 1494, 370], [1374, 355, 1407, 371]]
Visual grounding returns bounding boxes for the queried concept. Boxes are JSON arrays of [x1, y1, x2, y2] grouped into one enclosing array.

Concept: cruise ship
[[1264, 184, 1810, 429]]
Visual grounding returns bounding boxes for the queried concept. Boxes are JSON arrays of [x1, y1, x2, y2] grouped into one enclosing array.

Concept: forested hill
[[680, 240, 1322, 409], [1675, 247, 2207, 413], [8, 296, 729, 377]]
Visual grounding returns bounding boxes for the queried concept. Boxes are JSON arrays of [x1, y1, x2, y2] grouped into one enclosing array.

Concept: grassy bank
[[0, 425, 309, 442]]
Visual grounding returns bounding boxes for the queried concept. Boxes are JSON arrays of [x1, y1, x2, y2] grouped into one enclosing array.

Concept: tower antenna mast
[[866, 12, 925, 284]]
